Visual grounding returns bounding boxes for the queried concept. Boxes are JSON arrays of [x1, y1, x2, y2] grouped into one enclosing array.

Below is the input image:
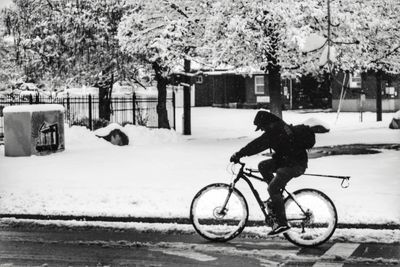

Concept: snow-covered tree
[[3, 0, 135, 82], [2, 0, 138, 120], [0, 22, 21, 90], [203, 0, 400, 116], [289, 0, 400, 73], [288, 0, 400, 120], [202, 0, 305, 117], [117, 0, 210, 128]]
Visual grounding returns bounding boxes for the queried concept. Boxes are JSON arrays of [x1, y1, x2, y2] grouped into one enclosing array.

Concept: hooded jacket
[[237, 112, 308, 168]]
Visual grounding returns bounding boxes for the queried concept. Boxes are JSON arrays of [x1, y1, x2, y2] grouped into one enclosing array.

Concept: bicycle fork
[[218, 180, 239, 216], [218, 188, 233, 216]]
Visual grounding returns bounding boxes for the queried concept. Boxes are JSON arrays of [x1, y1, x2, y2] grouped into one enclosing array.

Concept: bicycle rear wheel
[[284, 188, 337, 247], [190, 183, 248, 242]]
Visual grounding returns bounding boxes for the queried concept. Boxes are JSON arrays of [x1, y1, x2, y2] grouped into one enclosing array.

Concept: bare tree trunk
[[153, 62, 170, 129], [265, 26, 283, 118], [376, 70, 383, 121], [267, 65, 283, 118], [97, 73, 114, 122], [98, 83, 112, 121]]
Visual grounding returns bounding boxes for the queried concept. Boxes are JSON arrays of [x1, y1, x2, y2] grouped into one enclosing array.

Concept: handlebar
[[235, 160, 245, 167]]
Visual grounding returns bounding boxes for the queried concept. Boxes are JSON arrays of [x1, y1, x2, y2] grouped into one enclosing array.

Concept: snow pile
[[93, 123, 126, 137], [69, 123, 180, 147], [123, 124, 180, 145], [66, 125, 111, 149]]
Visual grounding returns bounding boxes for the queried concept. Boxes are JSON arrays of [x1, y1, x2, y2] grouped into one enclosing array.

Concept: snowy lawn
[[0, 107, 399, 225]]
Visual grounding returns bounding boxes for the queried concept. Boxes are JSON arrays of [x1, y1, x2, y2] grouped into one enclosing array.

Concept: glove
[[230, 152, 241, 163]]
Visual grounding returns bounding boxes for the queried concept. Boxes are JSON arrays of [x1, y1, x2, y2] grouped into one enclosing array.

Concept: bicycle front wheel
[[190, 183, 248, 242], [284, 188, 337, 247]]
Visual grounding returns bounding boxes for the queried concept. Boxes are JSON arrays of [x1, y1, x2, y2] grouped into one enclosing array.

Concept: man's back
[[237, 120, 308, 168]]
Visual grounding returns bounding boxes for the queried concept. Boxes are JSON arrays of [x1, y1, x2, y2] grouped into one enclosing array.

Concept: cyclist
[[230, 110, 308, 236]]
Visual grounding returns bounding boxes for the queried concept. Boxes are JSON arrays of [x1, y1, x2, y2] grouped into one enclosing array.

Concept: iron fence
[[0, 93, 176, 139]]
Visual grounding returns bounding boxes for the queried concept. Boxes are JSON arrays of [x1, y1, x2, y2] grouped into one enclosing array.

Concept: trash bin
[[3, 104, 65, 157]]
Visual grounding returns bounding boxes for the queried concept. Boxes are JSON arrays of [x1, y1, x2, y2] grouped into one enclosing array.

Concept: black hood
[[253, 110, 281, 131]]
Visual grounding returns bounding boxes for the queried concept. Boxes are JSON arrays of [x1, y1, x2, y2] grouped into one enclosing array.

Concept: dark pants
[[258, 159, 305, 226]]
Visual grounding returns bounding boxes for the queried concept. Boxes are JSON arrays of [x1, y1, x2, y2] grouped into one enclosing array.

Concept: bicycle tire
[[283, 188, 338, 247], [190, 183, 249, 242]]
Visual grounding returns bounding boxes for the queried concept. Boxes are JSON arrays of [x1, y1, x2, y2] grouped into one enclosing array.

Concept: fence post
[[132, 92, 136, 125], [66, 95, 70, 122], [88, 95, 93, 131], [172, 90, 176, 130]]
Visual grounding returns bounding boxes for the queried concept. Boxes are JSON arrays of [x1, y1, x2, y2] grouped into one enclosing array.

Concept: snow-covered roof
[[19, 90, 39, 97], [20, 83, 39, 91], [3, 104, 64, 113], [56, 86, 99, 97]]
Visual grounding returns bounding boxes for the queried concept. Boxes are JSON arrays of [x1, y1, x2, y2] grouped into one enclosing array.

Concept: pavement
[[0, 222, 399, 267]]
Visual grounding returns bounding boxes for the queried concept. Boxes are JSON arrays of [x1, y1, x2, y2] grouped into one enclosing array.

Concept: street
[[0, 222, 399, 266]]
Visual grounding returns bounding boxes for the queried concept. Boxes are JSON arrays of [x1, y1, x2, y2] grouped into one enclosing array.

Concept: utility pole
[[327, 0, 331, 65], [183, 59, 191, 135]]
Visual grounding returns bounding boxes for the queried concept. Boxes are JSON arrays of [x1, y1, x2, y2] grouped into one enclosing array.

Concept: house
[[193, 68, 400, 112], [331, 71, 400, 112], [194, 71, 331, 109], [281, 73, 332, 110], [194, 71, 270, 108]]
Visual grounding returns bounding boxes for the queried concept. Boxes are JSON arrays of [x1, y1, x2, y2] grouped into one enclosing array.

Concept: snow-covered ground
[[0, 108, 399, 228]]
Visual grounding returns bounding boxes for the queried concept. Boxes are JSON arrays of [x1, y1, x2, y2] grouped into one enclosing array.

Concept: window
[[254, 76, 265, 94]]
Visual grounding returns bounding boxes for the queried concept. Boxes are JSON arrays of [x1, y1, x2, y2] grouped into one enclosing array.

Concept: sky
[[0, 0, 13, 9]]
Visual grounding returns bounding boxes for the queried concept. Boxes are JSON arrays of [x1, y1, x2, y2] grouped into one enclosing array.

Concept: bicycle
[[190, 161, 350, 247]]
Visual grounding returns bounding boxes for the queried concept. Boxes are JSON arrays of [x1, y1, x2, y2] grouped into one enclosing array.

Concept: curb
[[1, 214, 399, 230]]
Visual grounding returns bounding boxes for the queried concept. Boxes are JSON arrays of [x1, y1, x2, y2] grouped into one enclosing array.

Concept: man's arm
[[237, 133, 270, 157]]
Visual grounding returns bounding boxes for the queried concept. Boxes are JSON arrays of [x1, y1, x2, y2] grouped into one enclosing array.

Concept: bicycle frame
[[224, 162, 309, 225]]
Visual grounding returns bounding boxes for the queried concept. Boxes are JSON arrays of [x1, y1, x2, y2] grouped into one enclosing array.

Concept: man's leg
[[258, 159, 277, 183], [267, 166, 305, 235]]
